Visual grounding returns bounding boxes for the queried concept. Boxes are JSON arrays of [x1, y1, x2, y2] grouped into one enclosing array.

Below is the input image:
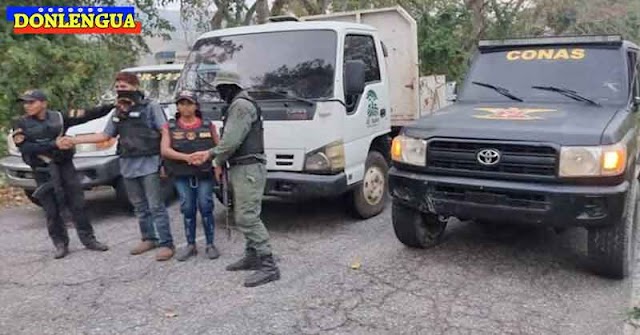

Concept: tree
[[0, 0, 175, 155]]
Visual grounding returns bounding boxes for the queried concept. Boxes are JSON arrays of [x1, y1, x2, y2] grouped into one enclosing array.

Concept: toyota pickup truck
[[389, 35, 640, 279]]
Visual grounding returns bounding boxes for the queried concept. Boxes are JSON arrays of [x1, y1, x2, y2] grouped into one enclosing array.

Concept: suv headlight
[[304, 141, 345, 174], [75, 138, 117, 153], [559, 143, 626, 177], [391, 135, 427, 166]]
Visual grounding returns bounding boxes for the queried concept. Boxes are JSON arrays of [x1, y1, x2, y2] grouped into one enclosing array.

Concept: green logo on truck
[[366, 90, 380, 127]]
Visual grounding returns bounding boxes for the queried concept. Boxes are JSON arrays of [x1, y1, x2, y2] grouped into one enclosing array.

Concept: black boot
[[244, 254, 281, 288], [54, 244, 69, 259], [226, 249, 260, 271]]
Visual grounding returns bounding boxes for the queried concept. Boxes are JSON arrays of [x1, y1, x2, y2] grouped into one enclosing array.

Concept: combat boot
[[243, 254, 281, 288], [54, 244, 69, 259], [225, 249, 260, 271]]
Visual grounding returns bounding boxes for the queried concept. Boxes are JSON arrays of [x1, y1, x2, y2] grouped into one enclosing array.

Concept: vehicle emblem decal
[[473, 107, 555, 120], [477, 149, 501, 166], [366, 90, 380, 127]]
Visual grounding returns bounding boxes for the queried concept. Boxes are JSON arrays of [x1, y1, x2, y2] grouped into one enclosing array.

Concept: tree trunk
[[271, 0, 289, 16], [464, 0, 486, 48], [255, 0, 270, 24]]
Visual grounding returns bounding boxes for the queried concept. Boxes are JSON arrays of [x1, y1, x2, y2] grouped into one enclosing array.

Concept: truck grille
[[427, 140, 557, 178]]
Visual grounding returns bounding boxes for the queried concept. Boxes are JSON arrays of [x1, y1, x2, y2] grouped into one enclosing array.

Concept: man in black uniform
[[12, 89, 112, 259]]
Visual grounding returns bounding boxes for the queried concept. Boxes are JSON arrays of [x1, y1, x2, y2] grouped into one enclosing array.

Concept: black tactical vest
[[20, 110, 74, 166], [223, 96, 264, 165], [113, 103, 161, 158], [164, 119, 215, 177]]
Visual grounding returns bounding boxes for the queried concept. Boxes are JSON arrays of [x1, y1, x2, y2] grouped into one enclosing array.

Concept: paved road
[[0, 190, 633, 335]]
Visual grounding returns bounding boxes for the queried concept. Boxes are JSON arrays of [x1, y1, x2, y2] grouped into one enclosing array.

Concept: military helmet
[[213, 68, 243, 89]]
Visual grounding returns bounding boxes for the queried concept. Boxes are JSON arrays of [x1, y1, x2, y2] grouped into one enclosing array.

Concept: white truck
[[0, 64, 183, 206], [173, 6, 421, 218]]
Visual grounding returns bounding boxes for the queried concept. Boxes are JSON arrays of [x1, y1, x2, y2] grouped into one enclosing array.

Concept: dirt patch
[[0, 186, 31, 208]]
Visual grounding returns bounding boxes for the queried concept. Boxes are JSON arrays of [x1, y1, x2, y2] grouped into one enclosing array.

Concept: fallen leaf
[[350, 258, 362, 270]]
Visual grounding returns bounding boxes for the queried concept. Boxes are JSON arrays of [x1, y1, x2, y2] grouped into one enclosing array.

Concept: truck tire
[[392, 201, 447, 248], [24, 189, 42, 207], [587, 178, 638, 279], [352, 151, 389, 219]]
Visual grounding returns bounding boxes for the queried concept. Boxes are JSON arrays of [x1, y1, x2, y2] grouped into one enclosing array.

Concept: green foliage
[[0, 0, 173, 147]]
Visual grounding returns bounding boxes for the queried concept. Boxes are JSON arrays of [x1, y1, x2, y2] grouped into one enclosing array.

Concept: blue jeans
[[174, 176, 215, 245], [124, 173, 174, 248]]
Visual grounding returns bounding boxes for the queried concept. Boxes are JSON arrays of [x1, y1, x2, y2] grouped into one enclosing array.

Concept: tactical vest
[[164, 119, 215, 177], [223, 96, 265, 165], [20, 110, 73, 167], [113, 104, 161, 158]]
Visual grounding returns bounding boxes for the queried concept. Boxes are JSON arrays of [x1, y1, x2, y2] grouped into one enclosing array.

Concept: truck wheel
[[24, 189, 42, 207], [587, 178, 638, 279], [352, 151, 389, 219], [392, 201, 447, 248]]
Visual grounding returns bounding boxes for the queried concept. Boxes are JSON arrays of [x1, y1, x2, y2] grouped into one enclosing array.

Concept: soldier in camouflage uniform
[[193, 70, 280, 288]]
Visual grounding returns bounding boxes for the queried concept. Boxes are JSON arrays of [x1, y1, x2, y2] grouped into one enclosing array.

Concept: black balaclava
[[218, 85, 241, 104]]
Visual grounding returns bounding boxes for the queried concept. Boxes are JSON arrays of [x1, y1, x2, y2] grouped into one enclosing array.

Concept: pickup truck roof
[[479, 35, 639, 51], [196, 21, 376, 41]]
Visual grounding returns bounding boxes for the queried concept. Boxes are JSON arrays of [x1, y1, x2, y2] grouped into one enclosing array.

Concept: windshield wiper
[[472, 81, 523, 102], [531, 85, 601, 106], [249, 89, 315, 106]]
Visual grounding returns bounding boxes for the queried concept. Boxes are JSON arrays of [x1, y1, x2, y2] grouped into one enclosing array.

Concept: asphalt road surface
[[0, 189, 633, 335]]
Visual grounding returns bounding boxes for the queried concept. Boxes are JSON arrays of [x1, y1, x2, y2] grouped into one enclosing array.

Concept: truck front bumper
[[0, 155, 121, 191], [389, 167, 629, 227], [265, 171, 350, 198]]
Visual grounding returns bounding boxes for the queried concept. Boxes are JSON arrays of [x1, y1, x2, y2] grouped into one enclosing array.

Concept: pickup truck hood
[[404, 102, 622, 146]]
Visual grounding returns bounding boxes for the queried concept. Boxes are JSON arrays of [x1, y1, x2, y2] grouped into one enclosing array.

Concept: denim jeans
[[123, 173, 174, 248], [174, 176, 215, 245]]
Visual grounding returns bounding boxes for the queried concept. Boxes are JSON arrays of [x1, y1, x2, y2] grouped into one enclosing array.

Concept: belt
[[229, 155, 266, 166]]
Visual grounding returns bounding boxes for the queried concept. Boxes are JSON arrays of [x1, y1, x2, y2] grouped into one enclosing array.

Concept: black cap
[[18, 89, 47, 102], [175, 90, 198, 104]]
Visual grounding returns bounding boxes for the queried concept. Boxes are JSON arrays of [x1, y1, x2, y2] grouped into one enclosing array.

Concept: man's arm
[[63, 104, 115, 128], [71, 113, 116, 145], [207, 101, 254, 166]]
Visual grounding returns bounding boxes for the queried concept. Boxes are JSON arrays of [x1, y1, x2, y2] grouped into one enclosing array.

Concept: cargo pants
[[229, 163, 272, 256]]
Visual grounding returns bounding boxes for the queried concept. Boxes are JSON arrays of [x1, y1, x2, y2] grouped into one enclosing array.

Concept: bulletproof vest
[[113, 103, 161, 158], [20, 110, 73, 166], [164, 119, 215, 177], [223, 96, 264, 164]]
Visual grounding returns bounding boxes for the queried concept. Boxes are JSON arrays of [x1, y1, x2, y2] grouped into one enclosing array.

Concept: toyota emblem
[[477, 149, 501, 166]]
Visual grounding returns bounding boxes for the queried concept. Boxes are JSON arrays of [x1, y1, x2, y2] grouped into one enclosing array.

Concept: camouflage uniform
[[208, 69, 280, 287]]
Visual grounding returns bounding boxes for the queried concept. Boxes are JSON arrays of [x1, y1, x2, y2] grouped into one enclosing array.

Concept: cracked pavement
[[0, 189, 633, 334]]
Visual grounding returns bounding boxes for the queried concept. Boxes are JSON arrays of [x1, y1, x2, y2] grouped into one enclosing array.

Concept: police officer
[[192, 70, 280, 287], [12, 89, 112, 259]]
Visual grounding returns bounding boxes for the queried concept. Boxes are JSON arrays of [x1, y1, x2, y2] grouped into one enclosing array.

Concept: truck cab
[[389, 35, 640, 279], [173, 8, 418, 218], [0, 64, 183, 206]]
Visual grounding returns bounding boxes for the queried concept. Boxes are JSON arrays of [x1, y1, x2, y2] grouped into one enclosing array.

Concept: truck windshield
[[176, 30, 337, 101], [459, 47, 629, 105]]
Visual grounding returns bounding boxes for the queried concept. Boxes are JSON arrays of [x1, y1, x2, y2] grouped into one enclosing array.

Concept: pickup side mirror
[[344, 60, 366, 96]]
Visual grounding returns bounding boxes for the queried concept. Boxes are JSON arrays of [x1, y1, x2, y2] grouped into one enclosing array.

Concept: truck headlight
[[559, 143, 626, 177], [75, 138, 117, 153], [304, 140, 345, 174], [391, 135, 427, 166]]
